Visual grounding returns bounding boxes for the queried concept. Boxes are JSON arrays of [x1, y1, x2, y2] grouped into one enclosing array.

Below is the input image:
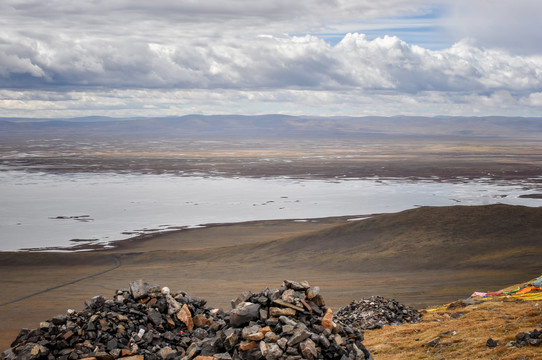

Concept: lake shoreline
[[2, 170, 541, 252]]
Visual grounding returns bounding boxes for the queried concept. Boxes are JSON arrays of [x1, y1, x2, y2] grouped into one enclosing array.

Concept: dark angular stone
[[86, 295, 106, 310], [148, 308, 163, 326], [52, 315, 67, 325], [106, 338, 118, 351], [486, 338, 498, 348]]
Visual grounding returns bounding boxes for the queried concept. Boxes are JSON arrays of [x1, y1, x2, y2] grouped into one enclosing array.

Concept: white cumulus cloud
[[0, 0, 541, 117]]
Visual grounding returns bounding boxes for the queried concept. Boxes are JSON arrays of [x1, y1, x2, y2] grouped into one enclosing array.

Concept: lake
[[0, 170, 540, 251]]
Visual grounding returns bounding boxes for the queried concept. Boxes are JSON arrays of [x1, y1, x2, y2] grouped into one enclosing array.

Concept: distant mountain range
[[1, 115, 542, 139]]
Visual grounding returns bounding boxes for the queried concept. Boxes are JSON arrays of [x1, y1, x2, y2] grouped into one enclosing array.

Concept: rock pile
[[514, 329, 541, 347], [334, 296, 422, 330], [2, 280, 372, 360]]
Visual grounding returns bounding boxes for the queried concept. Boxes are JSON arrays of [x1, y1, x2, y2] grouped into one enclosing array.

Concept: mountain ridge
[[1, 115, 542, 139]]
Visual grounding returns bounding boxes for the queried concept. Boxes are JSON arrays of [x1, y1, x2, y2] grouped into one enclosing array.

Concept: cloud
[[444, 0, 542, 55], [2, 31, 541, 94], [0, 52, 46, 78], [0, 0, 541, 117]]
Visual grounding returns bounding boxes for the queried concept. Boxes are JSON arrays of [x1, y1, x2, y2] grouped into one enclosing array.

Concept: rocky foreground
[[2, 280, 423, 360]]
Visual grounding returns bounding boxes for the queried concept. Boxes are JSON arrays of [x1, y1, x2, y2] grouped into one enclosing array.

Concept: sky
[[1, 0, 542, 118]]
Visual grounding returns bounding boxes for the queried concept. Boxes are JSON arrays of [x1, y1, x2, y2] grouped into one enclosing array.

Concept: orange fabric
[[516, 286, 534, 295]]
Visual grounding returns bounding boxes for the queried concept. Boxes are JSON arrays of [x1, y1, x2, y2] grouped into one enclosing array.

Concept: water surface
[[0, 170, 540, 251]]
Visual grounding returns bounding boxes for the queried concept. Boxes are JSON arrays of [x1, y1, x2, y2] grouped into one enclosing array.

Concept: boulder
[[229, 302, 260, 327]]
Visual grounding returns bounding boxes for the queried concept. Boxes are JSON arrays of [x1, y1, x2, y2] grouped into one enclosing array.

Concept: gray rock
[[241, 324, 262, 340], [306, 286, 320, 300], [268, 288, 282, 301], [229, 302, 261, 327], [284, 280, 310, 290], [1, 348, 16, 360], [288, 328, 311, 346], [186, 342, 200, 359], [279, 316, 297, 326], [281, 289, 296, 303], [214, 352, 233, 360], [157, 346, 176, 359], [277, 337, 288, 350], [109, 349, 122, 359], [319, 333, 331, 348], [51, 314, 67, 325], [265, 331, 279, 342], [231, 290, 253, 309], [259, 308, 269, 321], [86, 295, 106, 309], [193, 328, 209, 340], [272, 299, 304, 311], [148, 308, 163, 326], [106, 338, 118, 351], [129, 279, 160, 300], [300, 338, 318, 360], [265, 343, 284, 359], [12, 343, 49, 359], [281, 325, 295, 335], [224, 329, 240, 351], [142, 331, 154, 344], [165, 294, 182, 315], [200, 336, 222, 355], [334, 334, 345, 346]]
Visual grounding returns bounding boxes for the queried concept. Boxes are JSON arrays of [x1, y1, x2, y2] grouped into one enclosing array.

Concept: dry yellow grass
[[364, 294, 542, 359]]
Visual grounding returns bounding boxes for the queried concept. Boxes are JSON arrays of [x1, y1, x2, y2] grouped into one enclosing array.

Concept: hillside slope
[[106, 204, 542, 309], [255, 204, 542, 272]]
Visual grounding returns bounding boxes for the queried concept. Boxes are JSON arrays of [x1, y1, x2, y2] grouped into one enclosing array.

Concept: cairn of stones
[[3, 280, 372, 360], [334, 296, 422, 330]]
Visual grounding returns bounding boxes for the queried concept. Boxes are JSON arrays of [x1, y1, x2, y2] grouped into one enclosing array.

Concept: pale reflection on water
[[0, 170, 540, 251]]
